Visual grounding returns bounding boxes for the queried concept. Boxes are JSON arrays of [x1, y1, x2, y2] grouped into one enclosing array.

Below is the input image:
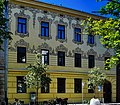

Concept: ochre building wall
[[8, 0, 116, 104]]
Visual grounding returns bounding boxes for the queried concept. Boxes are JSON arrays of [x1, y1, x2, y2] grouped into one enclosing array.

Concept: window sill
[[56, 38, 67, 43], [73, 40, 84, 45], [15, 31, 29, 38], [87, 42, 96, 47], [39, 34, 52, 40]]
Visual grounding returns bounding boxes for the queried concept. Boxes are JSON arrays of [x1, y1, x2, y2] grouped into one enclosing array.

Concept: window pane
[[18, 24, 22, 33], [41, 22, 49, 37], [74, 79, 82, 93], [58, 25, 65, 39], [88, 55, 95, 68], [18, 17, 27, 34], [18, 18, 26, 23], [41, 28, 45, 36], [58, 51, 65, 66], [46, 28, 49, 37], [75, 53, 81, 67], [23, 25, 26, 33], [88, 35, 94, 44], [42, 50, 49, 65], [74, 28, 81, 42], [17, 76, 26, 93], [41, 83, 49, 93], [57, 78, 65, 93], [17, 47, 26, 63]]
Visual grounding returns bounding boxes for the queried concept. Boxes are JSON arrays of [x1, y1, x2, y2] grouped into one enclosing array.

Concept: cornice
[[9, 0, 105, 20]]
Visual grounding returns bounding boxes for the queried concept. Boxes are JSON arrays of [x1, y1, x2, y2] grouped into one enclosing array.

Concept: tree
[[25, 53, 52, 105], [88, 67, 106, 95], [81, 0, 120, 69], [97, 0, 120, 18], [0, 0, 12, 50], [82, 18, 120, 69]]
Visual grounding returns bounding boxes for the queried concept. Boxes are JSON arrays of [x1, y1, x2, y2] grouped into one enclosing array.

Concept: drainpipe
[[4, 0, 8, 104]]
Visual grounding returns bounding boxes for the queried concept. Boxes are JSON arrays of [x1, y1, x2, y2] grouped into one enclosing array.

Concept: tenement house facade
[[8, 0, 116, 104]]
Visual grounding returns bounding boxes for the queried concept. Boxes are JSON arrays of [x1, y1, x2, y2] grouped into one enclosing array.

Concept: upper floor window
[[57, 78, 66, 93], [41, 83, 49, 93], [17, 47, 26, 63], [18, 17, 27, 34], [74, 78, 82, 93], [42, 50, 49, 65], [74, 28, 81, 42], [17, 76, 26, 93], [88, 35, 94, 44], [41, 22, 49, 37], [58, 51, 65, 66], [58, 24, 65, 39], [88, 55, 95, 68], [75, 53, 81, 67]]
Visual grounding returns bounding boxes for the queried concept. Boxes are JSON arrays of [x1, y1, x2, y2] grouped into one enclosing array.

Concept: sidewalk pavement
[[66, 103, 120, 105]]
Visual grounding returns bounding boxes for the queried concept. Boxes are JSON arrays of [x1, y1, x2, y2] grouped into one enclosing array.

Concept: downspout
[[4, 0, 8, 104]]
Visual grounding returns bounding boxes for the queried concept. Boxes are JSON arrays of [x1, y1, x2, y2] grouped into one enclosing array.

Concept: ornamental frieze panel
[[14, 39, 29, 51], [97, 54, 103, 61], [37, 42, 52, 54], [54, 19, 68, 27], [67, 50, 73, 57], [87, 49, 98, 59], [56, 44, 68, 56], [102, 50, 111, 57], [100, 50, 111, 61], [87, 42, 96, 47], [9, 39, 29, 52], [27, 45, 36, 53], [26, 7, 41, 28], [65, 15, 74, 29], [38, 16, 53, 23], [9, 46, 16, 52], [51, 49, 56, 56], [72, 47, 84, 57], [72, 47, 84, 54]]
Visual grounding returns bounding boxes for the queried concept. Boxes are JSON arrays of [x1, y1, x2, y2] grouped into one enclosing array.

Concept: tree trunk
[[36, 83, 39, 105]]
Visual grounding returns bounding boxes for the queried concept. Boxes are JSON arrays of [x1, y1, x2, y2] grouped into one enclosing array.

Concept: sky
[[38, 0, 108, 16]]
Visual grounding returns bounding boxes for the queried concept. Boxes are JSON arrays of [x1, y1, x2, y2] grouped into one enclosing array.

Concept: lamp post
[[98, 85, 102, 103], [82, 82, 84, 104], [4, 0, 8, 105]]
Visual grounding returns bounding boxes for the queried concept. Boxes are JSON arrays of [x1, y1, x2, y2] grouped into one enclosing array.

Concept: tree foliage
[[82, 18, 120, 69], [81, 0, 120, 69], [25, 53, 51, 104], [0, 0, 12, 50], [97, 0, 120, 18], [88, 67, 106, 92]]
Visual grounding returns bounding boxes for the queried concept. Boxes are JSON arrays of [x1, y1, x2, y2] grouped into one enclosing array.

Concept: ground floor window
[[57, 78, 66, 93], [74, 78, 82, 93], [41, 83, 49, 93], [17, 76, 26, 93]]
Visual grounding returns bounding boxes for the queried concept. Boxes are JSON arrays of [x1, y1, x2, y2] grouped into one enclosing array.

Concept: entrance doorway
[[103, 80, 112, 103]]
